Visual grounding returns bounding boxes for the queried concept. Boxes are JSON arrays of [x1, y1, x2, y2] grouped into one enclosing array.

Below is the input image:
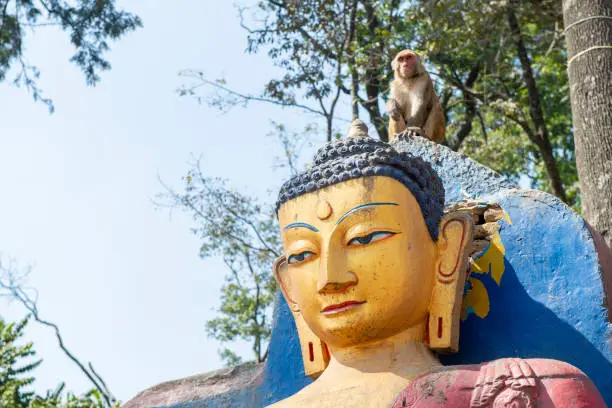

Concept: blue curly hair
[[275, 133, 445, 240]]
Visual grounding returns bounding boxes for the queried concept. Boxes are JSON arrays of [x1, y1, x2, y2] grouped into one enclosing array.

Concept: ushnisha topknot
[[275, 120, 445, 240]]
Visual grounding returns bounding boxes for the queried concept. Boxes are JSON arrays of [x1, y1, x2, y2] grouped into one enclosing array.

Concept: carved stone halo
[[317, 200, 333, 220]]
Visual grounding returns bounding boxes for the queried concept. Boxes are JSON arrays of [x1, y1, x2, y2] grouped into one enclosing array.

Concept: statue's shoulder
[[392, 358, 606, 407], [263, 383, 323, 408], [264, 399, 290, 408]]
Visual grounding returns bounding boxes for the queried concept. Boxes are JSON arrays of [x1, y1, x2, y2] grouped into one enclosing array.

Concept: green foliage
[[218, 349, 244, 368], [0, 317, 39, 407], [238, 0, 414, 140], [157, 122, 320, 365], [157, 159, 282, 363], [409, 0, 578, 206], [0, 316, 117, 408], [191, 0, 578, 205], [0, 0, 142, 112]]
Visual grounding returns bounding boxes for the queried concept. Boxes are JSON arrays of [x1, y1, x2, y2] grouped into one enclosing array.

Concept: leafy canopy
[[0, 0, 142, 112]]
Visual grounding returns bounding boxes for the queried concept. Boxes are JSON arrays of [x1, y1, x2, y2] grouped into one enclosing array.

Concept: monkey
[[386, 49, 445, 143]]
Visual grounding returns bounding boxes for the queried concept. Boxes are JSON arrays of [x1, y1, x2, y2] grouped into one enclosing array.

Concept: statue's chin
[[315, 324, 417, 350]]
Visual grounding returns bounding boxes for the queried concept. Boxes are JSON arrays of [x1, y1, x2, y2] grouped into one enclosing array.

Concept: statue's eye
[[347, 231, 396, 247], [288, 251, 316, 265]]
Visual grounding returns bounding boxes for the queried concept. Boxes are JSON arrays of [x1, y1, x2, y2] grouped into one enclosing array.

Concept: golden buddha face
[[276, 176, 441, 348]]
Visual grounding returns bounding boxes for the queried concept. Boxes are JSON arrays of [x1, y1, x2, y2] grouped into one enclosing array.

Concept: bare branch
[[476, 110, 489, 141], [178, 72, 326, 117], [223, 257, 244, 288], [157, 169, 276, 247], [0, 259, 116, 407], [189, 164, 281, 257], [244, 251, 263, 362], [88, 362, 114, 399]]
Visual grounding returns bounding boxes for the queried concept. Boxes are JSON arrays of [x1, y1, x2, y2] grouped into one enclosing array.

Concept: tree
[[562, 0, 612, 248], [1, 257, 118, 407], [0, 317, 38, 407], [156, 159, 281, 365], [413, 0, 576, 204], [180, 0, 415, 141], [155, 123, 317, 365], [0, 316, 117, 408], [0, 0, 142, 112], [182, 0, 578, 205]]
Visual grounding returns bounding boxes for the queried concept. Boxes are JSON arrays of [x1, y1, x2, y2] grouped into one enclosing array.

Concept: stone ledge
[[122, 362, 264, 408]]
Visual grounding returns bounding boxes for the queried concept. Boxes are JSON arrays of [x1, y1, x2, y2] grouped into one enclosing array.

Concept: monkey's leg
[[403, 126, 427, 138], [424, 96, 446, 143], [388, 117, 407, 141]]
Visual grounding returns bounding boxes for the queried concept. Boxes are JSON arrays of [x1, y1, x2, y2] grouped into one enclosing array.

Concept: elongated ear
[[273, 255, 298, 310], [273, 256, 330, 379], [436, 212, 473, 284], [428, 212, 473, 352]]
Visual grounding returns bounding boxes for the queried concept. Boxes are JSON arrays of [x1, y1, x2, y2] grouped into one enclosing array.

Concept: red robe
[[391, 358, 606, 407]]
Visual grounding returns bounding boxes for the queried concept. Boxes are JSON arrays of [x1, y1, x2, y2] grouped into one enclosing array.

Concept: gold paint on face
[[316, 200, 333, 220], [278, 176, 438, 348]]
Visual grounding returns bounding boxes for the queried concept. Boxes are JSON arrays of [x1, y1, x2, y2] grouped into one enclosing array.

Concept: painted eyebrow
[[283, 222, 319, 232], [336, 202, 399, 226]]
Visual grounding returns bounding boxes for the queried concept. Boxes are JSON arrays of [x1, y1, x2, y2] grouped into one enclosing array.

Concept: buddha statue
[[268, 122, 605, 407]]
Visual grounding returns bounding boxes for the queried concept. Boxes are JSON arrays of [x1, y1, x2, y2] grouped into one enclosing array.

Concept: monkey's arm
[[386, 89, 407, 139], [423, 91, 446, 143], [386, 96, 402, 122], [388, 114, 407, 139]]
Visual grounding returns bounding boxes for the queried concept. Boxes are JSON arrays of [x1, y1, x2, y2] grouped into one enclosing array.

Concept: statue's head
[[274, 122, 473, 378]]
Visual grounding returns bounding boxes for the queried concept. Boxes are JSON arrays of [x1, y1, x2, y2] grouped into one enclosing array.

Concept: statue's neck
[[324, 322, 441, 378]]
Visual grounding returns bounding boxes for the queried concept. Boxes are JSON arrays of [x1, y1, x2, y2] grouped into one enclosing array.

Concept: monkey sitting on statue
[[386, 49, 445, 143]]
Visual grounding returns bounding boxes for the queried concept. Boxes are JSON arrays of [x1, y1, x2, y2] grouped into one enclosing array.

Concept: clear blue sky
[[0, 0, 345, 402]]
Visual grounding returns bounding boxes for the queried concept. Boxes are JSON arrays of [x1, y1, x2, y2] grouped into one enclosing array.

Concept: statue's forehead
[[316, 200, 333, 220], [281, 178, 373, 219], [278, 177, 411, 225]]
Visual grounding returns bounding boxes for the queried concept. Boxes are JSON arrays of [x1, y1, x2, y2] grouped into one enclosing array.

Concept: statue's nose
[[317, 245, 357, 294], [318, 280, 356, 294]]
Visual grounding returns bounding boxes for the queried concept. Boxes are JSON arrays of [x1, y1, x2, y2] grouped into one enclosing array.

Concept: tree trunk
[[350, 70, 360, 120], [507, 0, 568, 202], [348, 0, 359, 120], [361, 1, 388, 142], [449, 63, 481, 151], [562, 0, 612, 249]]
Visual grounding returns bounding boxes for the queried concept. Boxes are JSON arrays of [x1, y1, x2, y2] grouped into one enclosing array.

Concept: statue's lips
[[321, 301, 366, 315]]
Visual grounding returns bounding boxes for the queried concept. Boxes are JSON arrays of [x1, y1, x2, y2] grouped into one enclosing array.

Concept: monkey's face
[[393, 50, 420, 79]]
